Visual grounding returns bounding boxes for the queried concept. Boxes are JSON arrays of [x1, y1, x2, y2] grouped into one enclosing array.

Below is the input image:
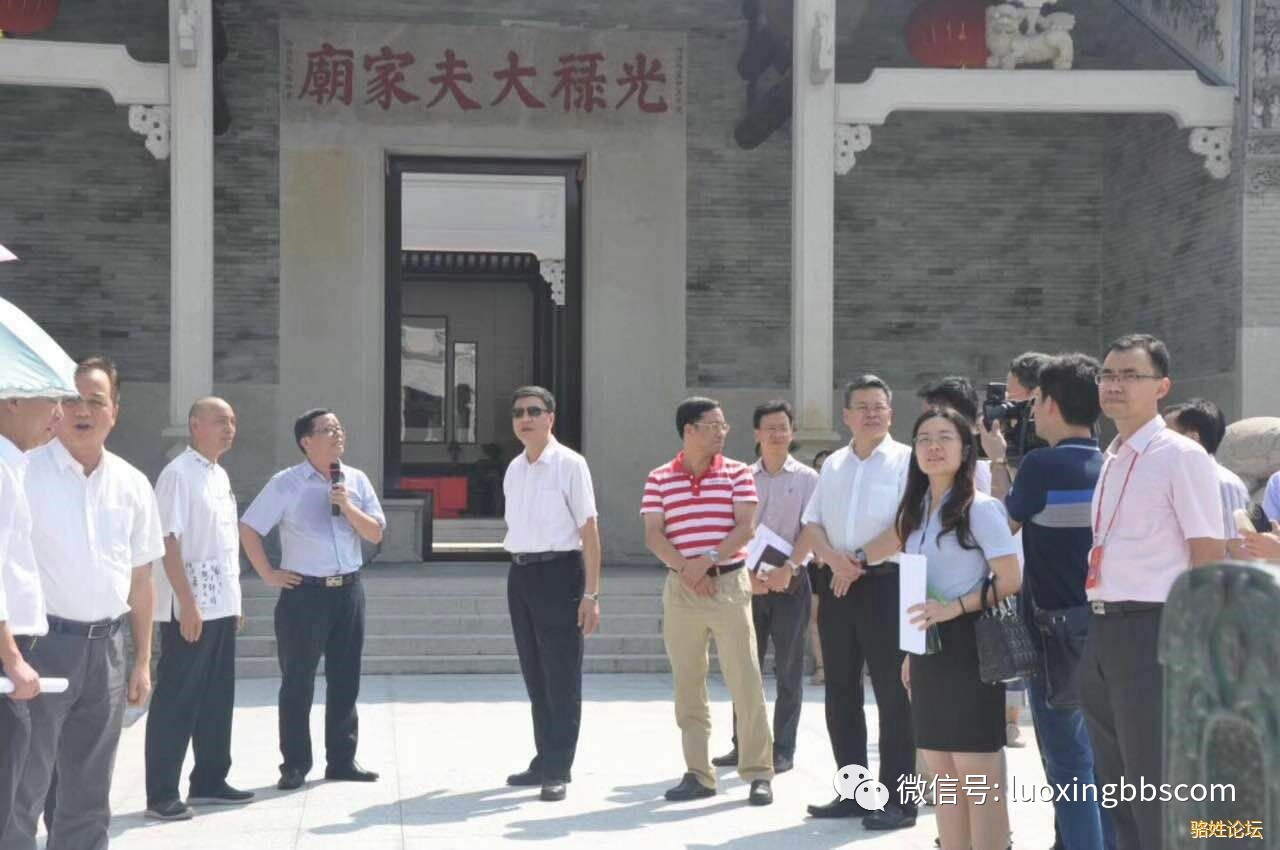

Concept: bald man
[[144, 398, 253, 820]]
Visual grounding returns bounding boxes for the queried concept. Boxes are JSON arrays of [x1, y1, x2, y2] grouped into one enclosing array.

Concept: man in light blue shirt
[[240, 409, 385, 792]]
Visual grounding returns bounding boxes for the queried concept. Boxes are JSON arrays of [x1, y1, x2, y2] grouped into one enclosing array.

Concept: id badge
[[1085, 545, 1104, 590]]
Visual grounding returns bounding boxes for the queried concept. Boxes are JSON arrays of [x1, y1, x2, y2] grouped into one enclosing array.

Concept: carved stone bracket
[[834, 123, 872, 175], [1189, 126, 1232, 179], [539, 259, 566, 307], [128, 104, 170, 159]]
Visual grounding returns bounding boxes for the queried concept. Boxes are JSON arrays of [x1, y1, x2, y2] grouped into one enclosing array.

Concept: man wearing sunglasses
[[240, 409, 386, 793], [502, 387, 601, 803]]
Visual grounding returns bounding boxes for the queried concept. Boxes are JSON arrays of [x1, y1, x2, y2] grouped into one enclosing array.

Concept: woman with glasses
[[862, 406, 1021, 850]]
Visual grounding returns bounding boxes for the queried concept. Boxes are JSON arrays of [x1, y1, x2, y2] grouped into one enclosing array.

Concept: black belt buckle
[[86, 620, 115, 639], [325, 576, 344, 588]]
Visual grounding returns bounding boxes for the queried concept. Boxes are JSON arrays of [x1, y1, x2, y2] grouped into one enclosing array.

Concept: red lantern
[[905, 0, 989, 69], [0, 0, 60, 36]]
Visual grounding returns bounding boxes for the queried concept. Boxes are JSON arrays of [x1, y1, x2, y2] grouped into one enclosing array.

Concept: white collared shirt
[[152, 447, 242, 622], [503, 438, 598, 554], [801, 436, 912, 554], [0, 436, 46, 636], [25, 438, 165, 622]]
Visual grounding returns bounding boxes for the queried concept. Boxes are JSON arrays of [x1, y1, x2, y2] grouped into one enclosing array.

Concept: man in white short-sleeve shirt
[[0, 391, 65, 840], [501, 386, 601, 803], [1, 357, 164, 850], [143, 398, 254, 820]]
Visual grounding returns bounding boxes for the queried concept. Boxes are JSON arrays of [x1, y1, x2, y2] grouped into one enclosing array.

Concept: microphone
[[329, 461, 341, 516]]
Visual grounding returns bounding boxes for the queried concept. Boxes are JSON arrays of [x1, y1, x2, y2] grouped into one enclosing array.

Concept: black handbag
[[974, 574, 1038, 685]]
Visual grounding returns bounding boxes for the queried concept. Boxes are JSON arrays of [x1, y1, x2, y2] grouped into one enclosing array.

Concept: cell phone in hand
[[1234, 505, 1272, 533]]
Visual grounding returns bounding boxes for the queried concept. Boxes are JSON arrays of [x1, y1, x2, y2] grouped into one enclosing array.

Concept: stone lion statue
[[986, 3, 1076, 70]]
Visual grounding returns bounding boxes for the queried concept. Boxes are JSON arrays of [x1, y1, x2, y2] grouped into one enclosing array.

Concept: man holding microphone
[[144, 398, 253, 819], [240, 409, 386, 792]]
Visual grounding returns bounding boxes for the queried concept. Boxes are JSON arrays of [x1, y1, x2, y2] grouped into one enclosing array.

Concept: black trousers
[[817, 570, 916, 811], [0, 637, 36, 838], [507, 553, 585, 781], [144, 616, 237, 805], [274, 579, 366, 776], [729, 575, 811, 759], [1080, 608, 1163, 850]]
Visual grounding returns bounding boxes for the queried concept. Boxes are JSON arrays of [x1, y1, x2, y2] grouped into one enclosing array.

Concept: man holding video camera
[[980, 352, 1050, 497]]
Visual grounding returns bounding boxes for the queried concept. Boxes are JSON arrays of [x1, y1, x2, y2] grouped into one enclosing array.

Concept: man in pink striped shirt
[[642, 397, 774, 806]]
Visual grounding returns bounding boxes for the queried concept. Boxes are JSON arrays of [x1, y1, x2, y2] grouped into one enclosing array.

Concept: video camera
[[982, 382, 1045, 462]]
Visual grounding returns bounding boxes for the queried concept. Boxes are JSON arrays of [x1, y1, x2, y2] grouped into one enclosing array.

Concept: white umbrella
[[0, 296, 79, 399]]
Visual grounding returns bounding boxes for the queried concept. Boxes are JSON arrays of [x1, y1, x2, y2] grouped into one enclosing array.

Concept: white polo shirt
[[0, 436, 47, 636], [25, 437, 165, 622], [152, 447, 242, 622], [503, 438, 598, 554]]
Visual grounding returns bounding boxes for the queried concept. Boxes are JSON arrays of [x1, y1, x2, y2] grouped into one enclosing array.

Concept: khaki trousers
[[662, 568, 773, 789]]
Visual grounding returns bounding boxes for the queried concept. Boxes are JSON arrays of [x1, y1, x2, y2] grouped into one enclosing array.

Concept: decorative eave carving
[[1188, 127, 1232, 180], [833, 124, 871, 175], [129, 105, 171, 160], [539, 259, 566, 307]]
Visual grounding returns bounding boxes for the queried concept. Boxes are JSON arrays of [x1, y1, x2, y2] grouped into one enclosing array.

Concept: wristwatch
[[853, 547, 869, 567], [705, 548, 722, 565], [583, 592, 600, 601]]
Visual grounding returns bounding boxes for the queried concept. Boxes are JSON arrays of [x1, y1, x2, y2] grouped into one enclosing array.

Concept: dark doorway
[[384, 157, 583, 548]]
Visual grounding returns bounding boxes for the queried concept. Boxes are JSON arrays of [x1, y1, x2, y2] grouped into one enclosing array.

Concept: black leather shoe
[[324, 762, 379, 782], [806, 795, 869, 818], [711, 748, 738, 767], [540, 782, 567, 802], [773, 753, 794, 774], [145, 799, 194, 821], [507, 769, 542, 786], [863, 803, 917, 830], [277, 769, 305, 791], [664, 772, 716, 801], [748, 779, 773, 806], [188, 783, 255, 805]]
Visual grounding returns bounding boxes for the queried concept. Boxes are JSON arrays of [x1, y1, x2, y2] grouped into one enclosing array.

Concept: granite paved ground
[[100, 674, 1056, 849]]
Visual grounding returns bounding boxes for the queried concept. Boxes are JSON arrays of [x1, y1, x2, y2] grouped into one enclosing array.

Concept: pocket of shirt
[[866, 482, 901, 523], [98, 506, 134, 571], [216, 494, 239, 552]]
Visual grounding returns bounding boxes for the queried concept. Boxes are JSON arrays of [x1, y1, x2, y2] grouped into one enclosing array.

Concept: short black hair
[[676, 396, 721, 437], [1038, 353, 1102, 428], [1164, 398, 1226, 455], [1008, 352, 1051, 391], [511, 385, 556, 412], [753, 399, 794, 430], [918, 376, 979, 425], [1106, 334, 1170, 378], [813, 448, 832, 468], [843, 375, 892, 408], [294, 408, 333, 453]]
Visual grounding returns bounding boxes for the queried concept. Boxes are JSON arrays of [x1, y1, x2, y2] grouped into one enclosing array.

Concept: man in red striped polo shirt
[[641, 397, 774, 806]]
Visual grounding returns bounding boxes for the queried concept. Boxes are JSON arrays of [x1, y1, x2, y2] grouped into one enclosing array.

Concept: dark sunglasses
[[511, 406, 548, 420]]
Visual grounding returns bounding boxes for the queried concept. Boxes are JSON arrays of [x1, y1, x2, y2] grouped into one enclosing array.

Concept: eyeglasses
[[914, 433, 960, 448], [759, 426, 792, 435], [694, 421, 731, 434], [511, 406, 547, 420], [849, 404, 890, 416], [1095, 372, 1163, 385], [313, 425, 344, 437]]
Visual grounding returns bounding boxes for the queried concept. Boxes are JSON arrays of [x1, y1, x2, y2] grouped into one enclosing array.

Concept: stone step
[[240, 593, 664, 617], [236, 612, 664, 637], [235, 654, 675, 676], [235, 634, 669, 658]]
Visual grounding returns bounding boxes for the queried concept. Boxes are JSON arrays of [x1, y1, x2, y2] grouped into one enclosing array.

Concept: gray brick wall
[[1099, 114, 1243, 411], [0, 0, 1243, 407], [832, 112, 1104, 401]]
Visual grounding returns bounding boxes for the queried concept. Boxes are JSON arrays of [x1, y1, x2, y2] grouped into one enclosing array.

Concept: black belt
[[863, 560, 899, 577], [46, 615, 125, 639], [707, 560, 745, 577], [296, 573, 360, 588], [1089, 600, 1163, 616], [511, 551, 578, 566]]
